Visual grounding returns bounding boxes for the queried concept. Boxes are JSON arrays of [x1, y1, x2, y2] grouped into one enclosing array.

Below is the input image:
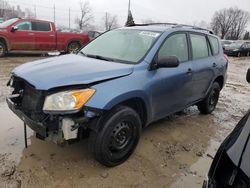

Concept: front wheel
[[197, 82, 220, 114], [88, 106, 142, 167], [0, 41, 6, 57]]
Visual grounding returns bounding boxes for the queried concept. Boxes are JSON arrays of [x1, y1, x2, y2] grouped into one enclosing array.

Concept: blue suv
[[7, 24, 228, 166]]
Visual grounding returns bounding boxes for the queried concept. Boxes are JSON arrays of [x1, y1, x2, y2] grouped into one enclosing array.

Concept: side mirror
[[11, 26, 18, 32], [247, 68, 250, 84], [157, 56, 180, 68]]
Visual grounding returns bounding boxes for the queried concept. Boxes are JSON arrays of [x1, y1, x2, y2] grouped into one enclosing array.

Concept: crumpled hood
[[12, 54, 134, 90]]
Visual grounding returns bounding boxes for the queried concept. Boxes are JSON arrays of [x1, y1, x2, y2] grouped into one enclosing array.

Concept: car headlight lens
[[43, 89, 95, 111]]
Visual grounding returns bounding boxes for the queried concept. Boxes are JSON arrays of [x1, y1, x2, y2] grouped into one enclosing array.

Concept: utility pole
[[53, 4, 55, 23], [105, 12, 108, 31], [34, 5, 36, 18], [69, 8, 71, 29]]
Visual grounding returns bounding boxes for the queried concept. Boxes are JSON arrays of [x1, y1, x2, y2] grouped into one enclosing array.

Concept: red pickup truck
[[0, 18, 90, 57]]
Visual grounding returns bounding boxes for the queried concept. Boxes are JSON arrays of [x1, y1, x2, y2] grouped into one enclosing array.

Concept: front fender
[[84, 63, 152, 123], [85, 89, 152, 123]]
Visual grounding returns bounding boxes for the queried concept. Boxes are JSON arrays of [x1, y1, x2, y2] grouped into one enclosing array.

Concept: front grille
[[21, 83, 44, 112], [11, 77, 45, 121]]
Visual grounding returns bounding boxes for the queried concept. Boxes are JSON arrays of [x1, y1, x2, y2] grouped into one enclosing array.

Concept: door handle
[[28, 33, 34, 36], [49, 35, 55, 37], [213, 63, 217, 67], [187, 68, 193, 74]]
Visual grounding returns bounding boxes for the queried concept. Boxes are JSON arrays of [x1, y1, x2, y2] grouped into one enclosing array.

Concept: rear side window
[[209, 36, 220, 55], [190, 34, 209, 59], [32, 22, 51, 31], [158, 33, 188, 62]]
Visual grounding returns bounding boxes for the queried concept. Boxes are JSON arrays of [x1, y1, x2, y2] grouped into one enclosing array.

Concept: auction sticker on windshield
[[139, 31, 160, 38]]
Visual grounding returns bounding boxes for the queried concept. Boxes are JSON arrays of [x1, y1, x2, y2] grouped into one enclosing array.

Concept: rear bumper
[[6, 98, 47, 138]]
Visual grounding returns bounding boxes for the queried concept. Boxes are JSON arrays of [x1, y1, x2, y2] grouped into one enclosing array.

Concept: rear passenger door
[[31, 21, 56, 51], [189, 33, 215, 101]]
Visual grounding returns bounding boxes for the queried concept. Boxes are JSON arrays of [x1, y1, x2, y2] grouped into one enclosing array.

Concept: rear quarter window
[[32, 22, 51, 31], [209, 36, 220, 55]]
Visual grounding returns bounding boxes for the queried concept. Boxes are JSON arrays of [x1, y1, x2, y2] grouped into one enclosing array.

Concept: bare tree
[[103, 12, 118, 31], [0, 1, 27, 20], [0, 0, 10, 18], [227, 8, 250, 39], [25, 8, 35, 19], [243, 31, 250, 40], [75, 1, 93, 30], [211, 7, 250, 39]]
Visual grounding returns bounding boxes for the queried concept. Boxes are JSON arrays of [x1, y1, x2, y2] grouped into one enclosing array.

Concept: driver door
[[9, 21, 36, 50], [150, 33, 193, 120]]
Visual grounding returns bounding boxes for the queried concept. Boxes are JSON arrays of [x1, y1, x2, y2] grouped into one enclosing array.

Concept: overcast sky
[[7, 0, 250, 30]]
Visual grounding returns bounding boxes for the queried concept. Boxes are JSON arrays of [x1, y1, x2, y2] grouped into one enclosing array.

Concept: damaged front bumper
[[7, 97, 102, 144], [7, 98, 48, 137]]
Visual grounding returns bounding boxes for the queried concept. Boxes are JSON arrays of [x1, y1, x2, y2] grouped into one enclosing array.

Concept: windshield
[[80, 29, 161, 64], [229, 42, 243, 48], [0, 18, 19, 27]]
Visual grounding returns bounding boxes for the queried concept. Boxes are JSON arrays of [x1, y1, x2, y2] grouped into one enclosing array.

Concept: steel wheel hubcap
[[69, 44, 79, 53], [209, 90, 217, 106], [109, 122, 132, 151], [0, 45, 3, 54]]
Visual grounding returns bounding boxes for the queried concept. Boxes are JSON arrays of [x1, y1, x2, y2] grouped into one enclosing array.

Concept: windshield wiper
[[79, 52, 114, 62]]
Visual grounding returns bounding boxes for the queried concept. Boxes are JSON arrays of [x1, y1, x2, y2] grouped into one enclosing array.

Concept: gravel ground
[[0, 55, 249, 188]]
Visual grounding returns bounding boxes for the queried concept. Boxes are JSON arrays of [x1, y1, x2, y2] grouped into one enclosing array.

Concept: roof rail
[[127, 22, 179, 27], [172, 24, 214, 34], [128, 22, 214, 34]]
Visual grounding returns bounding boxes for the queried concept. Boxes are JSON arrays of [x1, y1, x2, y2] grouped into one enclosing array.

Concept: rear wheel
[[88, 106, 142, 167], [0, 41, 6, 57], [67, 41, 81, 54], [197, 82, 220, 114]]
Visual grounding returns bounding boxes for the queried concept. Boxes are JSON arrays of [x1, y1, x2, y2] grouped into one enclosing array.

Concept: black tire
[[197, 82, 220, 114], [88, 106, 142, 167], [0, 41, 6, 57], [67, 41, 81, 54]]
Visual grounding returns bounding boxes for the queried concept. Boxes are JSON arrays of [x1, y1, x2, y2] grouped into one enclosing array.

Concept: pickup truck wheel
[[88, 106, 142, 167], [197, 82, 220, 114], [67, 42, 81, 54], [0, 42, 6, 57]]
